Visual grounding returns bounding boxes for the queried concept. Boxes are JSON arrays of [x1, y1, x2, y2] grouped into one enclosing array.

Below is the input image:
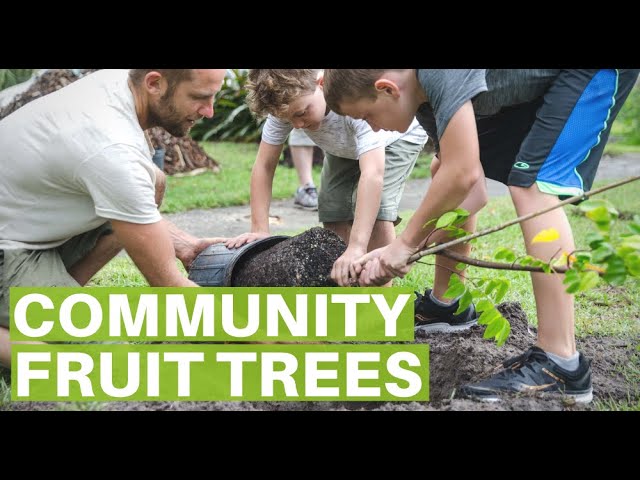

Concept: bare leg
[[367, 220, 396, 252], [324, 221, 352, 245], [67, 232, 123, 285], [510, 184, 576, 357], [0, 326, 44, 368], [431, 177, 487, 301], [290, 146, 314, 187]]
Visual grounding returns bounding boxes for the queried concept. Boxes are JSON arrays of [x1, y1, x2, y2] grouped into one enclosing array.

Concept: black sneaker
[[458, 346, 593, 403], [414, 288, 478, 333]]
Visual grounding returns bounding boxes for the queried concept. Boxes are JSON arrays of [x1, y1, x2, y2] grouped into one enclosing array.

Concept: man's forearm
[[162, 219, 200, 265]]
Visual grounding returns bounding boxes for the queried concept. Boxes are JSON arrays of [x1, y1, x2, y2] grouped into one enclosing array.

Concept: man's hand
[[225, 231, 271, 249], [356, 237, 416, 286], [331, 245, 367, 287], [179, 236, 228, 270]]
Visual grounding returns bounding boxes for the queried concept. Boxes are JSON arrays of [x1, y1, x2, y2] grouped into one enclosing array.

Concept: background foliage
[[190, 69, 264, 143], [612, 85, 640, 145], [0, 69, 36, 91]]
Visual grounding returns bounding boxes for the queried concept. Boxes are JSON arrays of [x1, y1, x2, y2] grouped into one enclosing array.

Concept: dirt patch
[[2, 303, 637, 412], [232, 227, 346, 287], [418, 302, 638, 409]]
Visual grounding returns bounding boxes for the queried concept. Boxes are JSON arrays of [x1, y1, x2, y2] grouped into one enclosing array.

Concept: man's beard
[[148, 94, 191, 137]]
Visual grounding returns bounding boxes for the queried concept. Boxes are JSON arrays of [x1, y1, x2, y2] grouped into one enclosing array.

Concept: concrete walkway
[[166, 153, 640, 239]]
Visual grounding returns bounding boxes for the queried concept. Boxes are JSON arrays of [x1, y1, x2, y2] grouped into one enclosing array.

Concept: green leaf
[[579, 199, 619, 217], [475, 299, 494, 313], [585, 206, 610, 221], [578, 271, 600, 292], [453, 208, 470, 218], [627, 222, 640, 235], [603, 256, 627, 286], [518, 256, 534, 266], [585, 231, 606, 249], [494, 280, 510, 303], [494, 247, 515, 262], [436, 211, 459, 229], [455, 263, 467, 271], [423, 218, 438, 228], [563, 269, 579, 284], [565, 281, 582, 294], [592, 244, 615, 263], [446, 227, 469, 239], [444, 282, 466, 300], [495, 321, 511, 346], [477, 308, 501, 326], [470, 288, 484, 300], [455, 289, 474, 315], [575, 252, 592, 263], [621, 235, 640, 251], [624, 252, 640, 277], [483, 316, 504, 339], [484, 279, 499, 296]]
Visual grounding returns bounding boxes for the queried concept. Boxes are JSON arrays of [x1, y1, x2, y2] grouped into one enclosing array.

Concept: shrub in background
[[190, 69, 264, 143]]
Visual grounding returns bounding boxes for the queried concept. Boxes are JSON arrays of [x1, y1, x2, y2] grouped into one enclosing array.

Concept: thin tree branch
[[409, 176, 640, 264], [438, 249, 569, 273], [439, 249, 607, 276]]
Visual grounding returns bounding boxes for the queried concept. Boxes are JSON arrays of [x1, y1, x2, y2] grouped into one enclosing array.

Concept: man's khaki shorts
[[318, 139, 423, 223], [0, 223, 113, 328]]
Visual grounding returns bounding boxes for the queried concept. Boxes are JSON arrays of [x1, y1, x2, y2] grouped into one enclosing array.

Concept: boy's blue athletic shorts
[[478, 69, 639, 198]]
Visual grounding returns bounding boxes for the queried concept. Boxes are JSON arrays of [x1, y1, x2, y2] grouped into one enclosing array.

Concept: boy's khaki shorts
[[0, 222, 113, 328], [318, 139, 423, 223]]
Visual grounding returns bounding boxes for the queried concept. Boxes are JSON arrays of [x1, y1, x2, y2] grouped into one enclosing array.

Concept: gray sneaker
[[294, 183, 318, 210]]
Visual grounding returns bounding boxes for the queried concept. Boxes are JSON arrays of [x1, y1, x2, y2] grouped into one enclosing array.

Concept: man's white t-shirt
[[261, 111, 427, 160], [0, 69, 162, 250]]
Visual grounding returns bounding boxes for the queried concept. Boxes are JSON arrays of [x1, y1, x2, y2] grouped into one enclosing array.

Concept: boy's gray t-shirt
[[416, 69, 561, 150]]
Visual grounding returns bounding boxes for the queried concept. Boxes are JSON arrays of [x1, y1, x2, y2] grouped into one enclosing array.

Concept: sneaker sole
[[566, 388, 593, 403], [294, 203, 319, 211], [461, 387, 594, 404], [415, 318, 478, 333]]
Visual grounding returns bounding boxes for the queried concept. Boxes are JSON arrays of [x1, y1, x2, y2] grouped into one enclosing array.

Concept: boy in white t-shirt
[[225, 69, 427, 287]]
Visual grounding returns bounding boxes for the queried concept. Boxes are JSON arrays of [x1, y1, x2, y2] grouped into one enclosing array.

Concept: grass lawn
[[161, 141, 433, 213], [604, 142, 640, 156]]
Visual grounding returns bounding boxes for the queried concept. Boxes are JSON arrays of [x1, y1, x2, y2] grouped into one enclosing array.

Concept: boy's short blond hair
[[246, 69, 321, 119], [323, 69, 391, 114]]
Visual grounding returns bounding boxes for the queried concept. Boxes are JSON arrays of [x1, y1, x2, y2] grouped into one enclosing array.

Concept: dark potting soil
[[231, 227, 347, 287]]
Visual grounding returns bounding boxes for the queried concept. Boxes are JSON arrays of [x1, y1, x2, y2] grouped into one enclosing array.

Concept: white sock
[[546, 351, 580, 371], [429, 290, 457, 307]]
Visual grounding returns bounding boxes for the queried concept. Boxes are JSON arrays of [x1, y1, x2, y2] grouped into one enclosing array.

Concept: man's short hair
[[128, 69, 194, 97], [246, 69, 321, 119]]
